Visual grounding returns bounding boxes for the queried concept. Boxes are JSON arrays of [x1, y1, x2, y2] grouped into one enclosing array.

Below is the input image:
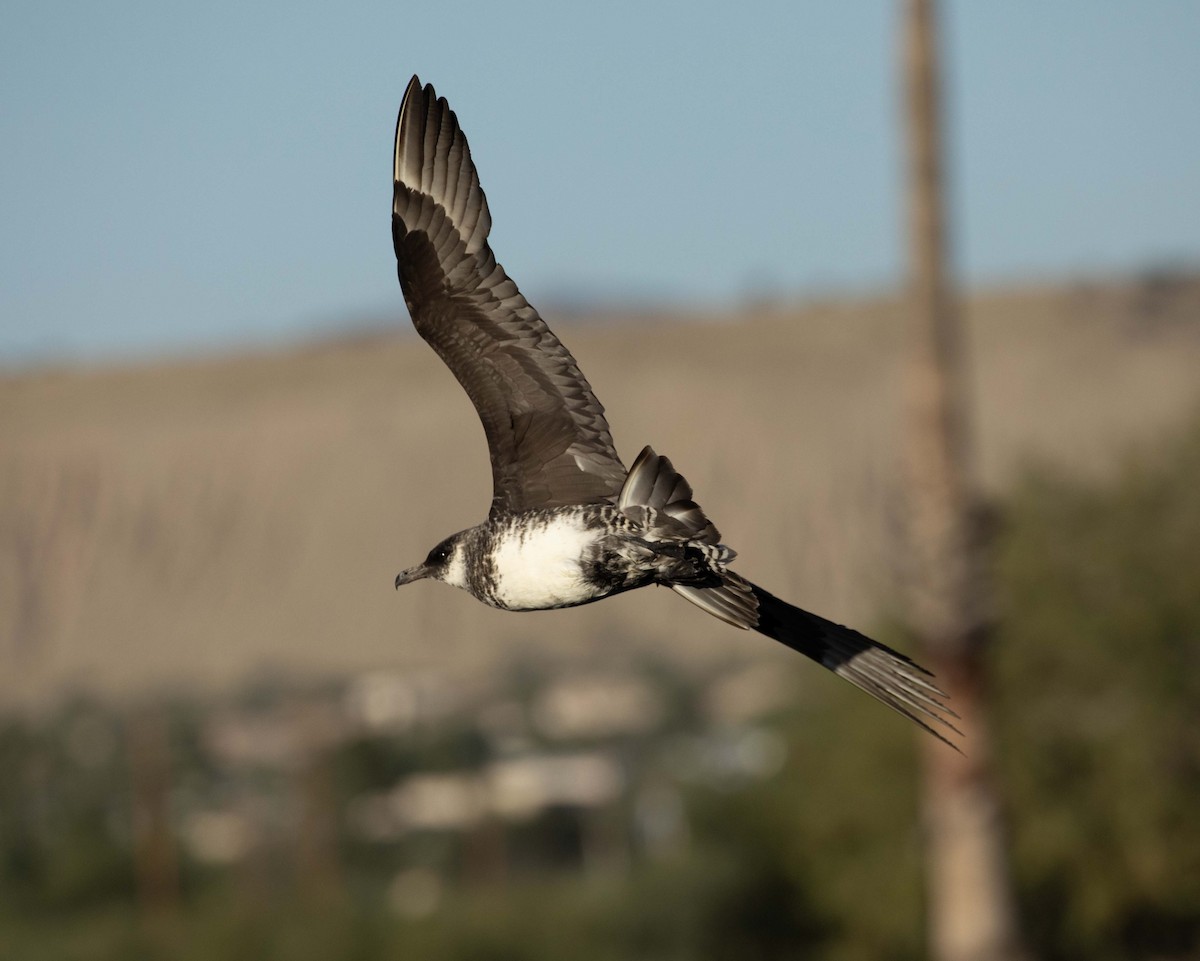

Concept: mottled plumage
[[390, 76, 960, 749]]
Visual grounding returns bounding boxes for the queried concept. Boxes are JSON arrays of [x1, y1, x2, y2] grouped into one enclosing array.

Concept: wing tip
[[392, 75, 495, 256], [395, 74, 429, 185], [404, 73, 423, 104]]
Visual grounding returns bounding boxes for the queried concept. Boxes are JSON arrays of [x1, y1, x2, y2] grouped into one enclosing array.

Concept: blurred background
[[2, 2, 1199, 959]]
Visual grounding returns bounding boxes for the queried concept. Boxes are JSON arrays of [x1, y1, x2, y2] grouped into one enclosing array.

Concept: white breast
[[490, 517, 600, 610]]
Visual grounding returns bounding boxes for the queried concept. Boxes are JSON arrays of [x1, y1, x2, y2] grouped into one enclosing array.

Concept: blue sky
[[3, 1, 1198, 364]]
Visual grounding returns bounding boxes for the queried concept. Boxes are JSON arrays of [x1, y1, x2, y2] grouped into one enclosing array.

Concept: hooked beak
[[394, 564, 430, 589]]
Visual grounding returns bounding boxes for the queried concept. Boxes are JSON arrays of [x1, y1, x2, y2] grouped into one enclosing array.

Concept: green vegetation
[[1, 420, 1198, 959], [992, 419, 1200, 960]]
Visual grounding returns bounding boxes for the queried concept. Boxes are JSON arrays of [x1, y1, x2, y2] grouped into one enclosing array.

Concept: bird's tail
[[677, 575, 961, 748], [619, 445, 959, 747]]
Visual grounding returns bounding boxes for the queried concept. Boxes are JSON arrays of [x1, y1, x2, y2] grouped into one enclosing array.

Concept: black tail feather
[[675, 575, 962, 750]]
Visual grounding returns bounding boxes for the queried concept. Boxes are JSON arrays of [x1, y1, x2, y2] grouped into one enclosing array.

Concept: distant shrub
[[992, 417, 1200, 961]]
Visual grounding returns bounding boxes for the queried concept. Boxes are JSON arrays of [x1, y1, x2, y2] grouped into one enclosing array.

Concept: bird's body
[[481, 510, 612, 611], [438, 502, 729, 612], [389, 76, 960, 748]]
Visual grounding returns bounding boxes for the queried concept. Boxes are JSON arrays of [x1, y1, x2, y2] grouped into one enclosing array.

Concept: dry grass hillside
[[3, 274, 1199, 707]]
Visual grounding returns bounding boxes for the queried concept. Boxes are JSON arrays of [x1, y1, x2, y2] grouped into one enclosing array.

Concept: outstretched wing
[[393, 76, 627, 515]]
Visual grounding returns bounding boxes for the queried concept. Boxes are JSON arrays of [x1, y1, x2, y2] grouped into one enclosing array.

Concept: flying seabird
[[391, 76, 960, 748]]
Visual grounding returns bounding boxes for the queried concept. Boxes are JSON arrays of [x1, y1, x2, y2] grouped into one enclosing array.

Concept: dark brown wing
[[392, 76, 627, 515]]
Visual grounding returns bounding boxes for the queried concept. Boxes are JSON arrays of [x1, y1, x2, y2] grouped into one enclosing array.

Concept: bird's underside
[[390, 75, 961, 749]]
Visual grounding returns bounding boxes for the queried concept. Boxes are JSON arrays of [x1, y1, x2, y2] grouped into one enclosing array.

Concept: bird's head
[[394, 531, 469, 591]]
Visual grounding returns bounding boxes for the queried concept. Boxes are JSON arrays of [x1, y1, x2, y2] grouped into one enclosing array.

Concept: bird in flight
[[391, 76, 959, 747]]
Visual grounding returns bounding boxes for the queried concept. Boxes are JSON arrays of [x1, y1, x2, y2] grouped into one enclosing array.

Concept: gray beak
[[394, 565, 430, 589]]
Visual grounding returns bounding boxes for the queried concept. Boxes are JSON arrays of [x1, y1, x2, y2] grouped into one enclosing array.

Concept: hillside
[[3, 275, 1199, 706]]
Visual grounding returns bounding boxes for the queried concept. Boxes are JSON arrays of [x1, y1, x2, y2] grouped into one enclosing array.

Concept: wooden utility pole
[[291, 699, 344, 906], [900, 2, 1029, 960], [127, 705, 181, 917]]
